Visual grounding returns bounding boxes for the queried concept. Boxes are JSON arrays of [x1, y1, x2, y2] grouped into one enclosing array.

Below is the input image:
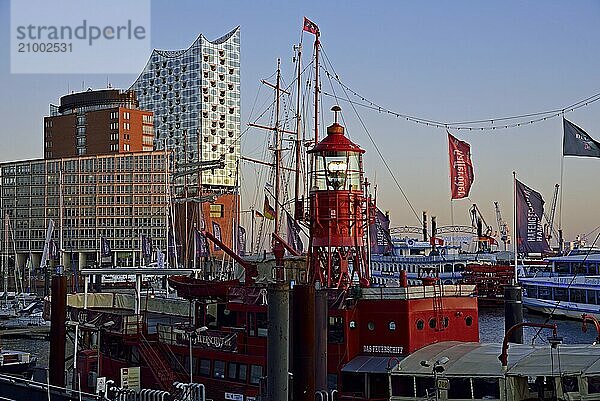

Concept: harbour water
[[6, 308, 599, 370]]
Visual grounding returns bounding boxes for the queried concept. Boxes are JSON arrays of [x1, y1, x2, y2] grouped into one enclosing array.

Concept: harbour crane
[[470, 204, 493, 237], [494, 202, 510, 251], [543, 184, 560, 246]]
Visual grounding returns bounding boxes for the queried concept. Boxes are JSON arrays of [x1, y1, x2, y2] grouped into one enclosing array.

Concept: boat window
[[472, 377, 500, 399], [199, 359, 210, 377], [588, 376, 600, 394], [574, 262, 586, 275], [561, 375, 579, 393], [538, 287, 552, 300], [448, 377, 472, 398], [257, 312, 268, 337], [328, 316, 344, 344], [555, 262, 570, 275], [248, 312, 255, 336], [588, 290, 598, 305], [228, 362, 247, 382], [455, 264, 465, 272], [250, 365, 263, 385], [589, 263, 599, 275], [416, 319, 425, 330], [465, 316, 473, 326], [341, 372, 365, 397], [554, 287, 568, 302], [570, 288, 586, 304], [214, 360, 225, 379], [391, 376, 414, 397], [415, 376, 434, 398], [444, 264, 453, 273], [429, 318, 437, 329], [523, 285, 537, 298], [369, 373, 390, 398]]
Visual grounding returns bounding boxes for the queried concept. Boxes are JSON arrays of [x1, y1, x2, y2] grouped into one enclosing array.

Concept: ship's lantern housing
[[307, 106, 370, 289]]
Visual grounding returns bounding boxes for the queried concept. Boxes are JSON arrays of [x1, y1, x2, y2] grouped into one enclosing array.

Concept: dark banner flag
[[195, 228, 209, 258], [516, 179, 549, 254], [100, 236, 111, 257], [286, 213, 304, 254], [238, 226, 247, 257], [563, 118, 600, 158], [212, 221, 222, 251], [369, 207, 393, 255], [141, 235, 152, 262], [49, 239, 59, 260], [448, 132, 475, 199]]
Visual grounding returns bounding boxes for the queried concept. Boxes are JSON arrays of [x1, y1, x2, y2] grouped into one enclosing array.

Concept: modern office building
[[129, 27, 240, 193], [44, 89, 154, 159], [0, 151, 170, 271], [129, 27, 241, 252]]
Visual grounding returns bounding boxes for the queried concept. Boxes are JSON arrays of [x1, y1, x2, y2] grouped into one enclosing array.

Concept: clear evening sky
[[0, 0, 598, 243]]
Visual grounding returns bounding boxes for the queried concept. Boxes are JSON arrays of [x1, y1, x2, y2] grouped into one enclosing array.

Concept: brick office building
[[44, 89, 154, 159]]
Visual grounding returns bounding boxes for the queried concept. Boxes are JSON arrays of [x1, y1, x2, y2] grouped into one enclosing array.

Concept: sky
[[0, 0, 599, 244]]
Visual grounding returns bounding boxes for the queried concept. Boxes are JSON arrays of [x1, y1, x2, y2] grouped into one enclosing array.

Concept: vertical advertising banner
[[516, 179, 549, 254], [448, 133, 474, 199]]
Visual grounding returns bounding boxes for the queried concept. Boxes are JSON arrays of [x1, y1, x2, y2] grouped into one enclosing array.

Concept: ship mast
[[274, 60, 282, 234], [248, 60, 289, 236], [314, 30, 320, 144], [294, 44, 303, 219]]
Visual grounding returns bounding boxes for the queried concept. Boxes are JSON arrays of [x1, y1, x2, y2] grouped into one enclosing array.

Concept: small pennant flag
[[263, 196, 276, 220], [303, 17, 319, 35]]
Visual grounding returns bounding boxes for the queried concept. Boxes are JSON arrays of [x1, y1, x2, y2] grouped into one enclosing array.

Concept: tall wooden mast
[[294, 44, 303, 219]]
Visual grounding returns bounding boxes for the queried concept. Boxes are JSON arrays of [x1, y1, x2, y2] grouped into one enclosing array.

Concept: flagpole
[[513, 171, 518, 284], [558, 151, 565, 254]]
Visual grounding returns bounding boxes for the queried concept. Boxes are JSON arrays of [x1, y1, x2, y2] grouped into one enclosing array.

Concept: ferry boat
[[521, 253, 600, 319], [389, 341, 600, 400], [370, 237, 472, 286]]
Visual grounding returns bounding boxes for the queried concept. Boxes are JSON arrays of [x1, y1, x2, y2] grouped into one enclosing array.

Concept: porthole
[[416, 319, 424, 330], [368, 322, 375, 331], [465, 316, 473, 326], [429, 318, 437, 329], [389, 321, 396, 331], [443, 317, 449, 328], [349, 320, 356, 329]]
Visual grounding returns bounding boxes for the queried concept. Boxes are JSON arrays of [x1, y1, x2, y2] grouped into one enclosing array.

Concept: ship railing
[[359, 284, 476, 300]]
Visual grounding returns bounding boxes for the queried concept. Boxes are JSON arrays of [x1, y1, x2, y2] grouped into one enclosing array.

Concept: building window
[[123, 112, 130, 120], [209, 204, 223, 218]]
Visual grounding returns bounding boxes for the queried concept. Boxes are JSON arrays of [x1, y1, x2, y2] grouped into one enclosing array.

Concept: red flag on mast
[[448, 132, 474, 199], [303, 17, 319, 35]]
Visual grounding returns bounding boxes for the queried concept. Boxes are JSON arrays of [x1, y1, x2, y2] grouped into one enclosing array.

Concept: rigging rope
[[320, 46, 422, 224], [320, 67, 600, 131]]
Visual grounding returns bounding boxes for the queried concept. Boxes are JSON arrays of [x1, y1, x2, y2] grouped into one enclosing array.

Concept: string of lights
[[320, 67, 600, 132]]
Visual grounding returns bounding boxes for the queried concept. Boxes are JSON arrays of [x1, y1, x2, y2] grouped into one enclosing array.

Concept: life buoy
[[407, 239, 415, 246]]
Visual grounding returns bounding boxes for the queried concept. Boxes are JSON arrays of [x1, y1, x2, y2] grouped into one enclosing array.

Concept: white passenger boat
[[521, 253, 600, 319]]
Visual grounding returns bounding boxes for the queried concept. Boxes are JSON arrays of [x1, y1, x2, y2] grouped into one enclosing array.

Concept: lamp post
[[420, 357, 449, 401]]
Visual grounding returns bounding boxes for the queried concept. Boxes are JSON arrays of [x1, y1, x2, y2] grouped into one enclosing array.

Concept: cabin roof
[[391, 341, 600, 377], [342, 355, 402, 373], [546, 253, 600, 263]]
